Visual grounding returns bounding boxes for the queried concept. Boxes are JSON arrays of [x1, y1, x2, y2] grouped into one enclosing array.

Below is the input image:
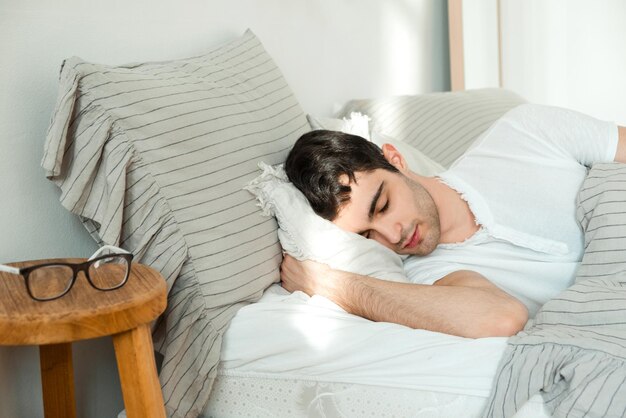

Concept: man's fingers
[[279, 255, 332, 296]]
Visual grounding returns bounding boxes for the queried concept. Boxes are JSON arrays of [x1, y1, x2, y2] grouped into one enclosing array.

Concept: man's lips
[[403, 226, 420, 249]]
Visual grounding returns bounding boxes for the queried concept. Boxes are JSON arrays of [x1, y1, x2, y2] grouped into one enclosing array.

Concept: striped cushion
[[42, 30, 309, 418], [337, 88, 526, 167]]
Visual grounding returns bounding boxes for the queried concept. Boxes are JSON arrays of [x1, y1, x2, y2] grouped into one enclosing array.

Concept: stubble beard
[[401, 175, 441, 256]]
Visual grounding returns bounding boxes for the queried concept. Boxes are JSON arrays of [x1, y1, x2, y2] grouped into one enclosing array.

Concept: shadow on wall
[[378, 0, 450, 97]]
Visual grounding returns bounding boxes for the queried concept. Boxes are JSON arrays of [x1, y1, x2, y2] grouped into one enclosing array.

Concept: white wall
[[0, 1, 450, 416], [462, 0, 500, 89], [500, 0, 626, 125]]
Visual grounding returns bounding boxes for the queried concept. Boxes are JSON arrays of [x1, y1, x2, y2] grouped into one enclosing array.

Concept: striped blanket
[[484, 163, 626, 418]]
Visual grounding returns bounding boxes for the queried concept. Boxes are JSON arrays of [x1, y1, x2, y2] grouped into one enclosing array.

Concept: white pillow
[[307, 112, 372, 140], [307, 113, 445, 176], [245, 163, 406, 282]]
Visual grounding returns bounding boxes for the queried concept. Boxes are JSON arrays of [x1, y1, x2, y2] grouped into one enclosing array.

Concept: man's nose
[[376, 219, 403, 246]]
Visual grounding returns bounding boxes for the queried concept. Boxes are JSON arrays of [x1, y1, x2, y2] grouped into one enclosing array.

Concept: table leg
[[39, 343, 76, 418], [113, 324, 166, 418]]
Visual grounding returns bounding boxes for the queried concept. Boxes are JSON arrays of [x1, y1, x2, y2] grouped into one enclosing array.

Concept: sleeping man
[[280, 104, 626, 338]]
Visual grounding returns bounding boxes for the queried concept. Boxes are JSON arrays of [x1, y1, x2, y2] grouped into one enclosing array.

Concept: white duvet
[[219, 284, 510, 398]]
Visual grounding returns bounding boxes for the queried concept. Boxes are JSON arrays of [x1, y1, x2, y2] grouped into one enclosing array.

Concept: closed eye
[[360, 201, 388, 239]]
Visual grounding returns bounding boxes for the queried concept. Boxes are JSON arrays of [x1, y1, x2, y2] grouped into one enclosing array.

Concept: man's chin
[[398, 239, 438, 256], [399, 248, 434, 257]]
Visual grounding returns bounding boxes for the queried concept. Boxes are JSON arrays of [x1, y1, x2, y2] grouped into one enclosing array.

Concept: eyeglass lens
[[28, 265, 74, 300], [26, 255, 130, 300], [89, 255, 129, 290]]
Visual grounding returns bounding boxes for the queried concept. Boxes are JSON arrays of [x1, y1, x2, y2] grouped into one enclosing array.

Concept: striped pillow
[[337, 88, 526, 167], [42, 30, 310, 418]]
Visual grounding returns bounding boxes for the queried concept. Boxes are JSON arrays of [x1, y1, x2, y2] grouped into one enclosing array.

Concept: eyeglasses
[[0, 245, 134, 301]]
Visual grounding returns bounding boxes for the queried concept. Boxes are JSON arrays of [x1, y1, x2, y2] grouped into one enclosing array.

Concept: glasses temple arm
[[0, 264, 20, 275], [88, 245, 131, 261]]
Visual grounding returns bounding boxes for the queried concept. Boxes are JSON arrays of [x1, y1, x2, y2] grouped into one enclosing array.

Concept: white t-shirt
[[404, 104, 618, 316]]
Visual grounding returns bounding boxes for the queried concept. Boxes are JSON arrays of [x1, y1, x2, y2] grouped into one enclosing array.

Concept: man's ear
[[382, 143, 408, 172]]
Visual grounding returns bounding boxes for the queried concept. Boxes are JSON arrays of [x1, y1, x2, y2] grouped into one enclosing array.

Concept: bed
[[41, 28, 625, 418]]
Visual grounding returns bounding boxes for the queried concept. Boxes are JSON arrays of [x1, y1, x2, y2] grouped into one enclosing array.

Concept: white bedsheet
[[219, 284, 511, 398]]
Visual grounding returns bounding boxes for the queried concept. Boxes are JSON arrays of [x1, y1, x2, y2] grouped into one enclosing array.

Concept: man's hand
[[280, 255, 353, 309], [280, 255, 528, 338], [280, 255, 331, 295]]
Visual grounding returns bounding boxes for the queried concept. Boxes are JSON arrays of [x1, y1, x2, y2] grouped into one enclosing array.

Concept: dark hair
[[285, 130, 399, 220]]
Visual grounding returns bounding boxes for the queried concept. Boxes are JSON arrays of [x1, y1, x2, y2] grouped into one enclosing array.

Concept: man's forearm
[[325, 270, 528, 338], [279, 256, 527, 338]]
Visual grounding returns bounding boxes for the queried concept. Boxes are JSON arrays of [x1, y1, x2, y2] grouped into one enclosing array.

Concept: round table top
[[0, 259, 167, 345]]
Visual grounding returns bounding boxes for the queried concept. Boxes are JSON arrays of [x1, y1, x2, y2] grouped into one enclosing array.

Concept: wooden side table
[[0, 259, 167, 418]]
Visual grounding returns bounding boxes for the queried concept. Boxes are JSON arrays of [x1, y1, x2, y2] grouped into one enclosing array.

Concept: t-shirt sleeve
[[403, 256, 460, 285], [498, 104, 618, 166]]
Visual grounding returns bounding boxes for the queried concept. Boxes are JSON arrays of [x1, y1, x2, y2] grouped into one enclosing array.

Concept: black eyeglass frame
[[11, 253, 134, 301]]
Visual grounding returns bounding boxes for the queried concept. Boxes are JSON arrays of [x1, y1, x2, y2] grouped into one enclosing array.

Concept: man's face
[[332, 169, 441, 256]]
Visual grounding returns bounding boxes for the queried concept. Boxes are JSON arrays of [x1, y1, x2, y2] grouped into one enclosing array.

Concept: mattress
[[205, 374, 547, 417], [202, 285, 552, 417]]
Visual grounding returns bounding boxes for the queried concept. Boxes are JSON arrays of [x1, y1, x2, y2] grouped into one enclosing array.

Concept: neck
[[411, 173, 479, 244]]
